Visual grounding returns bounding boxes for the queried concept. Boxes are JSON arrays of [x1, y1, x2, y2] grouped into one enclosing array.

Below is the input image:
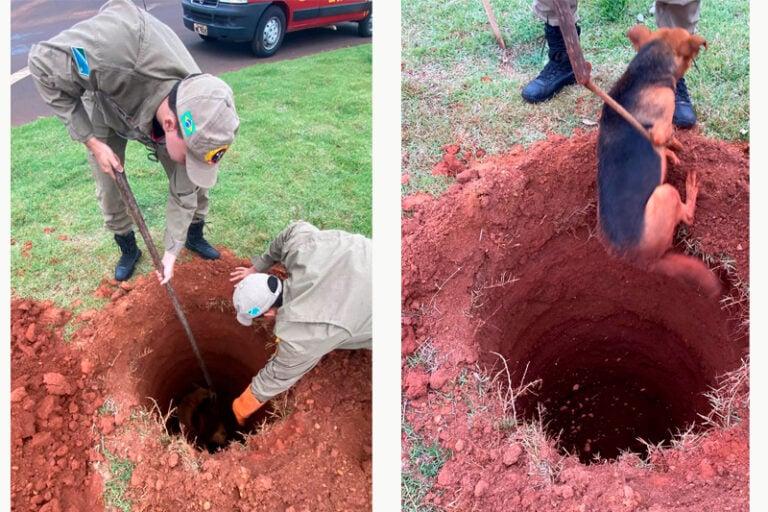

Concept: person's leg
[[655, 0, 700, 33], [655, 0, 702, 128], [522, 0, 580, 103], [156, 145, 219, 259], [531, 0, 579, 27], [90, 134, 131, 236], [193, 185, 209, 225], [86, 105, 141, 280], [336, 337, 372, 350], [186, 183, 218, 257]]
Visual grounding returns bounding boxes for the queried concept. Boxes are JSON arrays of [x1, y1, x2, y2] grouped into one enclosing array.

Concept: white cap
[[233, 273, 282, 326]]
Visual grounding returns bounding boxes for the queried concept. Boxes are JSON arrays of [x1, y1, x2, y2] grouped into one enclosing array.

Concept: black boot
[[114, 231, 141, 282], [185, 220, 220, 260], [673, 77, 697, 129], [522, 23, 579, 103]]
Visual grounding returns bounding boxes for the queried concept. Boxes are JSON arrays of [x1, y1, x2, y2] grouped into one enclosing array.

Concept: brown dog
[[177, 386, 228, 449], [597, 25, 719, 297]]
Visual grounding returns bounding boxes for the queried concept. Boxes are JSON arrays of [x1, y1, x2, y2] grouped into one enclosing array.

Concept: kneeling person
[[229, 221, 371, 425]]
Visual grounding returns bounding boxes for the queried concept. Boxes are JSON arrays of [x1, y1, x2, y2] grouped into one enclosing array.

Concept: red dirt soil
[[402, 131, 748, 511], [12, 251, 371, 511]]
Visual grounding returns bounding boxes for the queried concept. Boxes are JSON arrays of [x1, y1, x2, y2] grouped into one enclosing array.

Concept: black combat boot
[[672, 77, 697, 129], [114, 231, 142, 282], [185, 220, 220, 260], [522, 23, 580, 103]]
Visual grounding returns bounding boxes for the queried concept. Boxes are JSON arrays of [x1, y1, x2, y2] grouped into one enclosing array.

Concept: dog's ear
[[675, 33, 706, 68], [628, 25, 652, 50], [685, 34, 707, 58]]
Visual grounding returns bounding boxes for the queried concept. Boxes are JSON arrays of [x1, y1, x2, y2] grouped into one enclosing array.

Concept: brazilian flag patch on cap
[[180, 111, 196, 138]]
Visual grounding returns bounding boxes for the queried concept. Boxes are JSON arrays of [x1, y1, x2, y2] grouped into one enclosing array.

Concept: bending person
[[28, 0, 240, 283], [229, 221, 372, 425]]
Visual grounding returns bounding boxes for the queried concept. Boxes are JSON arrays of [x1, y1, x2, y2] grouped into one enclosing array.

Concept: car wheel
[[252, 6, 286, 57], [199, 34, 217, 42], [357, 13, 372, 37]]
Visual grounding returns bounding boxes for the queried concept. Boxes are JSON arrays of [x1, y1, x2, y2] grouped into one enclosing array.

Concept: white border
[[371, 1, 402, 510], [2, 2, 405, 510], [750, 0, 763, 509], [2, 0, 12, 508]]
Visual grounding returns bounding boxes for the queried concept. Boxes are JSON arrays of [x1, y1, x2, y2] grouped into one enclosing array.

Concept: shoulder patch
[[70, 47, 90, 78]]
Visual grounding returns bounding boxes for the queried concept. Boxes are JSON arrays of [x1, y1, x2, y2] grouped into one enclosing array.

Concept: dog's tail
[[650, 252, 722, 299]]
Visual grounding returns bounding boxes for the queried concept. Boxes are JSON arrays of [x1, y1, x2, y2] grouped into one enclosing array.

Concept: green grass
[[11, 45, 371, 310], [402, 421, 450, 512], [411, 440, 450, 478], [102, 448, 135, 512], [402, 0, 749, 195]]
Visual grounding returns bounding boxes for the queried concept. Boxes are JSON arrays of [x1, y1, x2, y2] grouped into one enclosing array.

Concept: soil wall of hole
[[13, 251, 372, 511], [135, 314, 272, 415], [401, 131, 748, 510], [82, 255, 277, 413], [134, 309, 275, 451], [474, 234, 737, 461]]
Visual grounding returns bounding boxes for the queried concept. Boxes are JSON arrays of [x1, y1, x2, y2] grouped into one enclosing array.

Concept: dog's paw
[[686, 170, 699, 193], [667, 136, 683, 152], [665, 148, 681, 166], [685, 171, 700, 213]]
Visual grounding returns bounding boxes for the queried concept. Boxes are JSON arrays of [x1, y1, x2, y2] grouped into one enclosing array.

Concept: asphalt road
[[11, 0, 368, 126]]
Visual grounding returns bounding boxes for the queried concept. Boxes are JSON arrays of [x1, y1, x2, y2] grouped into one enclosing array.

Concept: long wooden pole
[[480, 0, 506, 50], [113, 171, 215, 390], [585, 81, 653, 143], [552, 0, 654, 144]]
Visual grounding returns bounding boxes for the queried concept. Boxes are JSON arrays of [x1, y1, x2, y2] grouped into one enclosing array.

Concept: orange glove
[[232, 386, 264, 426]]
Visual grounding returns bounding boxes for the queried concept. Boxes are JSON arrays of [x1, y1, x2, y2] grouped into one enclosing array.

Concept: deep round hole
[[134, 309, 275, 452], [477, 241, 741, 464], [513, 314, 710, 463]]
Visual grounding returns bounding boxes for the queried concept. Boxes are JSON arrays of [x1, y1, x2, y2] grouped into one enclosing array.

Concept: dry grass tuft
[[489, 353, 541, 430], [676, 226, 749, 338], [698, 358, 749, 429], [469, 272, 520, 312], [407, 337, 441, 373], [512, 405, 565, 486]]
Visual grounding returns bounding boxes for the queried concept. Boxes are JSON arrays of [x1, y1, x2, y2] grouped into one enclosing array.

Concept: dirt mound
[[402, 131, 748, 511], [11, 299, 104, 512], [12, 251, 372, 511]]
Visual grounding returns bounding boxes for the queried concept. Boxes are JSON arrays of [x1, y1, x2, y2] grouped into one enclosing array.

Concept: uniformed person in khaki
[[228, 221, 372, 425], [27, 0, 240, 283], [521, 0, 701, 128]]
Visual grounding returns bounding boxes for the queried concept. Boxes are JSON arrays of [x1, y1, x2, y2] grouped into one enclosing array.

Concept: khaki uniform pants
[[532, 0, 701, 33], [87, 106, 209, 244], [337, 337, 373, 350]]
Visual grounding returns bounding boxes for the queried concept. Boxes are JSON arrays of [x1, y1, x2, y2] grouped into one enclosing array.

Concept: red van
[[181, 0, 372, 57]]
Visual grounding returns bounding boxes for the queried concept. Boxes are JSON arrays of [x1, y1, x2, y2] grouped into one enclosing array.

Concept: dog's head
[[627, 25, 707, 78], [210, 424, 228, 446]]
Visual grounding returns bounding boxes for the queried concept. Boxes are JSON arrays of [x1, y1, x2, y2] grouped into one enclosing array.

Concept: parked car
[[181, 0, 372, 57]]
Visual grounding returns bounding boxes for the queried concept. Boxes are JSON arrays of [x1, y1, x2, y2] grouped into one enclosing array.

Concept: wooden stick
[[480, 0, 506, 50], [586, 81, 653, 144], [113, 171, 215, 391], [552, 0, 653, 144]]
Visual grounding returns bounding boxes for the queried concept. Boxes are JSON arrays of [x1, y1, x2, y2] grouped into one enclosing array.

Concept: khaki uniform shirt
[[27, 0, 202, 253], [27, 0, 199, 144], [249, 221, 372, 402]]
